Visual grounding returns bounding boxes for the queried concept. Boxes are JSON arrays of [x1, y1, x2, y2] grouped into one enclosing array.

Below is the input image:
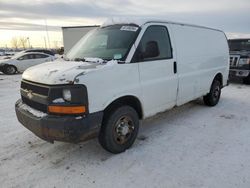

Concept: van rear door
[[132, 24, 178, 117]]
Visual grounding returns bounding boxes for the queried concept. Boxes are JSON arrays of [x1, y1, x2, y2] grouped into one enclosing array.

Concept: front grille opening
[[20, 80, 49, 113], [230, 56, 239, 67], [22, 96, 47, 113], [21, 81, 49, 96]]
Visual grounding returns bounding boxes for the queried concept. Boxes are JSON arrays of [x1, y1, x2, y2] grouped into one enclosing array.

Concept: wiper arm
[[116, 60, 125, 64], [84, 57, 107, 64], [72, 57, 125, 64], [102, 58, 125, 64], [74, 58, 86, 62]]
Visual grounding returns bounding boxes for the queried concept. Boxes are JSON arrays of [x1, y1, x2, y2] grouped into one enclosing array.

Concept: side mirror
[[143, 41, 160, 59]]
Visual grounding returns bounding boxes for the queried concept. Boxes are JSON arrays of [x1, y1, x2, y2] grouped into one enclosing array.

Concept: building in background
[[62, 26, 99, 54]]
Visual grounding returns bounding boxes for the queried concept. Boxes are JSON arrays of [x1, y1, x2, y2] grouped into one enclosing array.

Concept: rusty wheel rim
[[113, 115, 135, 145], [213, 85, 220, 101], [6, 66, 16, 74]]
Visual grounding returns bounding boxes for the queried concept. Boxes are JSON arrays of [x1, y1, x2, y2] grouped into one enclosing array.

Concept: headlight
[[62, 89, 71, 102]]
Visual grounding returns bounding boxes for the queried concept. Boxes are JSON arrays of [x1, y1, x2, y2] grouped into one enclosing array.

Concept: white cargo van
[[15, 18, 229, 153]]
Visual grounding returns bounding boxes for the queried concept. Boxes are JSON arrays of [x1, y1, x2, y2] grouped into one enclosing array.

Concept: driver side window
[[132, 25, 173, 62], [17, 55, 30, 61]]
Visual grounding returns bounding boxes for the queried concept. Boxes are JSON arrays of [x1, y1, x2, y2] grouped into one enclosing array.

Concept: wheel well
[[3, 64, 17, 74], [214, 73, 223, 86], [4, 64, 17, 70], [104, 96, 143, 119]]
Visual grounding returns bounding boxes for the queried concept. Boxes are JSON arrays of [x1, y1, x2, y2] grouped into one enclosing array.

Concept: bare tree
[[10, 37, 19, 49], [53, 40, 59, 49], [19, 37, 28, 49]]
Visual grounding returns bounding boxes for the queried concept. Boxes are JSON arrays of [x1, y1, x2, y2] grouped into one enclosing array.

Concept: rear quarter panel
[[169, 24, 229, 105]]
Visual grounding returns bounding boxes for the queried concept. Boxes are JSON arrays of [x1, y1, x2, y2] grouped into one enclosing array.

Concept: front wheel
[[98, 106, 139, 154], [203, 80, 221, 106], [3, 65, 17, 75]]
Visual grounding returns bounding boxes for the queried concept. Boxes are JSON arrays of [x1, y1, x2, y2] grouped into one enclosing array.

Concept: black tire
[[3, 65, 17, 75], [243, 76, 250, 85], [98, 106, 139, 154], [203, 79, 221, 106]]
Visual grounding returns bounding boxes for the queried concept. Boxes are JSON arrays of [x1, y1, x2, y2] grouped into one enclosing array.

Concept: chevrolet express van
[[15, 18, 229, 153]]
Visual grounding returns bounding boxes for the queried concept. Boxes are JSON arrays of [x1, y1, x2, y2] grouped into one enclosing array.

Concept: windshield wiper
[[74, 58, 86, 62], [72, 57, 125, 64]]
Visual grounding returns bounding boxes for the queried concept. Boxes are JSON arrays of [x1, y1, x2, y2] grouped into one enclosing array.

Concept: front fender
[[0, 63, 7, 71], [102, 93, 143, 111]]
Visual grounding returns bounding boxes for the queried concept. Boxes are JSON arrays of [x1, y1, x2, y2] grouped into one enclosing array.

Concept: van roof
[[102, 17, 223, 33]]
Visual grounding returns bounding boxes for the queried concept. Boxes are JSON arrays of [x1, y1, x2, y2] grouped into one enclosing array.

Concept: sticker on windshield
[[114, 54, 122, 60], [120, 26, 138, 32]]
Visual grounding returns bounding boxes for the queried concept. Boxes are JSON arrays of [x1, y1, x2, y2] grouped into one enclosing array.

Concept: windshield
[[228, 39, 250, 51], [66, 25, 140, 61]]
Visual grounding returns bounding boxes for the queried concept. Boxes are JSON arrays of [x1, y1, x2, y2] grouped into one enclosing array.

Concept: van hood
[[22, 59, 116, 85]]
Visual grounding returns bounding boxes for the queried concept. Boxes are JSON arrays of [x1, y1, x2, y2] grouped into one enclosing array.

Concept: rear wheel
[[3, 65, 17, 75], [98, 106, 139, 154], [203, 79, 221, 106]]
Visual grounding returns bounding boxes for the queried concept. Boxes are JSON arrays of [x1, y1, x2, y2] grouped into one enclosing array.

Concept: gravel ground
[[0, 73, 250, 188]]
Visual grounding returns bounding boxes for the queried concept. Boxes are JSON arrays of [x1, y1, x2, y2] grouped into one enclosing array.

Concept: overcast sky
[[0, 0, 250, 47]]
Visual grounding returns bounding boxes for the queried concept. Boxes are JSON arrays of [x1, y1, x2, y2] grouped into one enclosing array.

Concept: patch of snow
[[102, 17, 148, 27], [101, 17, 173, 27], [106, 59, 118, 66], [85, 57, 105, 64], [53, 98, 65, 103], [101, 17, 214, 31], [18, 102, 47, 118], [95, 59, 118, 69]]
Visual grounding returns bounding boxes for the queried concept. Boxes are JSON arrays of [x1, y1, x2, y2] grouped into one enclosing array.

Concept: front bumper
[[15, 99, 103, 143], [0, 64, 5, 72], [229, 69, 250, 78]]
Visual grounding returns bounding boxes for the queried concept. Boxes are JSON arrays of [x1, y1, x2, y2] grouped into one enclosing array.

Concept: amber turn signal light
[[48, 105, 86, 114]]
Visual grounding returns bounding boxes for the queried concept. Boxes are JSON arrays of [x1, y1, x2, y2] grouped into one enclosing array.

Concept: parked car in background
[[24, 49, 55, 56], [0, 50, 5, 56], [228, 39, 250, 84], [0, 52, 55, 74]]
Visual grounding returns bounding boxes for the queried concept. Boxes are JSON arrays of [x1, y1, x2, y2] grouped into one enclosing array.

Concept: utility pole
[[27, 37, 31, 49], [44, 37, 47, 49], [45, 19, 51, 49]]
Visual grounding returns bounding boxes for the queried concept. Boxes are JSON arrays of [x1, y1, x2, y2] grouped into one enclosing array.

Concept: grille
[[21, 81, 49, 96], [21, 80, 49, 113], [22, 96, 47, 113], [230, 55, 240, 67]]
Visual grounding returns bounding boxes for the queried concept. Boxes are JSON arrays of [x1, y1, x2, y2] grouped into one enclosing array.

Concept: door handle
[[173, 61, 177, 74]]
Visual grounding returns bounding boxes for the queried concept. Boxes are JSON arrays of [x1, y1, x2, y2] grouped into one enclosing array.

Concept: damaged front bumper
[[15, 99, 103, 143], [0, 64, 6, 72]]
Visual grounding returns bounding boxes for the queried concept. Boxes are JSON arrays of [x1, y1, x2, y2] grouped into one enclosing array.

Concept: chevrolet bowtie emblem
[[27, 90, 33, 99]]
